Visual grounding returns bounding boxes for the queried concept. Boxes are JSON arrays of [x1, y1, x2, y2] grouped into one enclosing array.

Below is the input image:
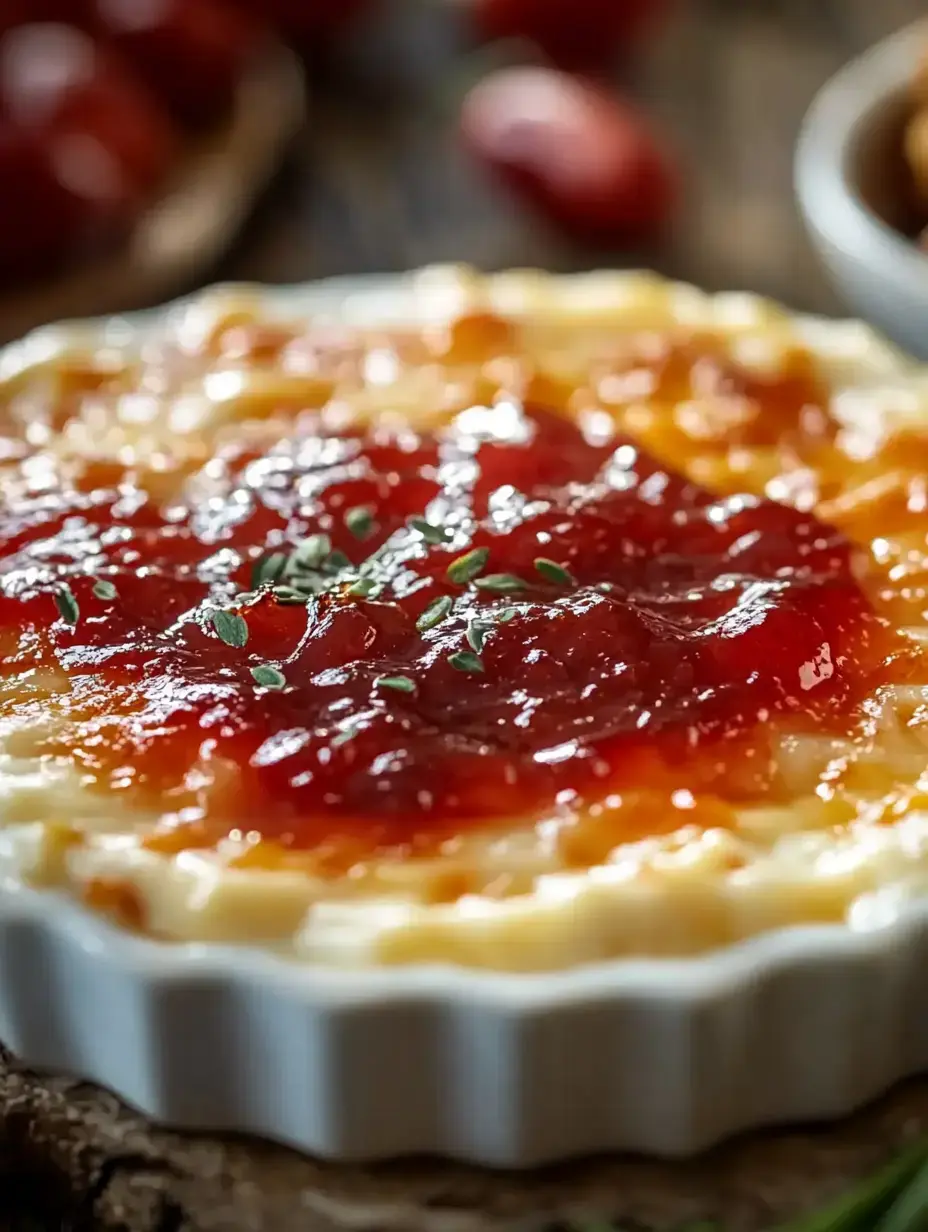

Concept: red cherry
[[0, 23, 177, 195], [88, 0, 262, 129], [460, 67, 678, 246], [0, 1, 94, 38], [0, 22, 179, 282], [0, 122, 89, 278], [472, 0, 672, 73]]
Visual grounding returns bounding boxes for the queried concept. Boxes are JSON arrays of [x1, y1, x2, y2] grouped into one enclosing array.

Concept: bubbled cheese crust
[[0, 266, 927, 971]]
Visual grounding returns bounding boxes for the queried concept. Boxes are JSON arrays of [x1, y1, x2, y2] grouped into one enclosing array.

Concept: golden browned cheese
[[0, 272, 925, 968]]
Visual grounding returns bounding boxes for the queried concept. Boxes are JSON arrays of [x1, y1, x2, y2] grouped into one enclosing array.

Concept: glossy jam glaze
[[0, 313, 921, 876]]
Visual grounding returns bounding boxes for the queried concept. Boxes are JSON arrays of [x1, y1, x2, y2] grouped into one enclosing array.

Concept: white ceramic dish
[[796, 19, 928, 361], [4, 272, 928, 1168]]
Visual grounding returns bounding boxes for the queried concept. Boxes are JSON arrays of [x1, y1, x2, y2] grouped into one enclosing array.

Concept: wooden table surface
[[214, 0, 925, 317]]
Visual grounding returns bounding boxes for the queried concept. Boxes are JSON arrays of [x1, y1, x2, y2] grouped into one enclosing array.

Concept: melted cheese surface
[[0, 268, 926, 970]]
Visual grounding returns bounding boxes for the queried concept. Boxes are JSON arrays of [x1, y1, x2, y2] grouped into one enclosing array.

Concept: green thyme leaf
[[211, 609, 249, 649], [446, 546, 490, 585], [250, 664, 287, 690], [466, 619, 492, 655], [326, 548, 353, 572], [498, 607, 518, 623], [273, 585, 309, 605], [344, 505, 376, 540], [287, 575, 323, 596], [92, 579, 117, 602], [251, 552, 287, 589], [416, 594, 453, 632], [376, 674, 416, 693], [877, 1155, 928, 1230], [448, 650, 484, 674], [534, 557, 575, 586], [291, 534, 331, 571], [347, 576, 383, 599], [332, 720, 362, 748], [408, 516, 450, 544], [54, 584, 79, 626], [474, 573, 527, 594]]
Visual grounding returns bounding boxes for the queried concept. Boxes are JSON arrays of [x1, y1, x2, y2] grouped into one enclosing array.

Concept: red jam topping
[[0, 336, 913, 864]]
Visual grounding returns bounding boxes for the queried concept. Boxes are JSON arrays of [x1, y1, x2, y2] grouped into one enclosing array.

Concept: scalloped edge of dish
[[2, 269, 928, 1166]]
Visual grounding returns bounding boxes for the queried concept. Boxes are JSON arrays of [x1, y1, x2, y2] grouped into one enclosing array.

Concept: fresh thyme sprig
[[239, 506, 529, 694], [249, 532, 360, 602]]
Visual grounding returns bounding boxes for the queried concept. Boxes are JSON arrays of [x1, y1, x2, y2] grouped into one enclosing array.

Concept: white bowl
[[5, 272, 928, 1168], [796, 20, 928, 360]]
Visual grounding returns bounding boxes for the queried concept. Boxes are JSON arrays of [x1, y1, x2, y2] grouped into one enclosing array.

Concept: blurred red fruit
[[0, 21, 178, 280], [0, 23, 177, 194], [472, 0, 671, 72], [0, 1, 94, 38], [0, 118, 146, 281], [0, 123, 90, 279], [460, 67, 677, 245], [88, 0, 261, 128]]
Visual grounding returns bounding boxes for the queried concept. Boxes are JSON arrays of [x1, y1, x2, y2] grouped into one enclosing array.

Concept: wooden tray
[[2, 1044, 927, 1232], [0, 40, 306, 347]]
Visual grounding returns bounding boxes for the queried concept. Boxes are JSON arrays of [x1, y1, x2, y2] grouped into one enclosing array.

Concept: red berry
[[0, 1, 94, 38], [472, 0, 671, 72], [460, 67, 677, 245], [88, 0, 261, 129], [0, 122, 87, 278], [0, 22, 179, 280], [0, 23, 177, 195]]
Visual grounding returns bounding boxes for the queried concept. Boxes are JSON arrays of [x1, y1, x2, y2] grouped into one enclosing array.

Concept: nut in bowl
[[796, 20, 928, 360]]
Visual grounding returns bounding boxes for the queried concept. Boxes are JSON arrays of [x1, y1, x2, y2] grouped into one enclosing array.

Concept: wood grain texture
[[6, 2, 928, 1230], [218, 0, 924, 316], [5, 1046, 928, 1232]]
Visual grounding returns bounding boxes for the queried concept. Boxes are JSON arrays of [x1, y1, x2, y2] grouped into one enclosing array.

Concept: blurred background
[[0, 0, 925, 341]]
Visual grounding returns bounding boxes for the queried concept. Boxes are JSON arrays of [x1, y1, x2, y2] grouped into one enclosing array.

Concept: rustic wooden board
[[3, 1045, 928, 1232], [6, 2, 928, 1228]]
